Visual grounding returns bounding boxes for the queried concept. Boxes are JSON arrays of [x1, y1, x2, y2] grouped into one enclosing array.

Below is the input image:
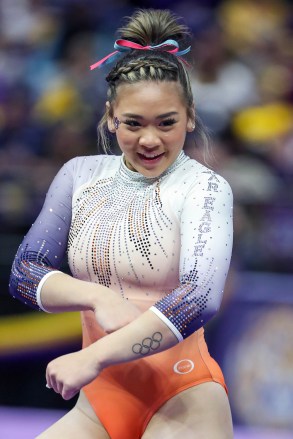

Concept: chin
[[137, 165, 167, 178], [126, 155, 172, 178]]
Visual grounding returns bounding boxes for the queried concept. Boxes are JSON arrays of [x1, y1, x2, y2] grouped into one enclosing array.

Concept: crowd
[[0, 0, 292, 267], [1, 0, 293, 275], [1, 1, 293, 432]]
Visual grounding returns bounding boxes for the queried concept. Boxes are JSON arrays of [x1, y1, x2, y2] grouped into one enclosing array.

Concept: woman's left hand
[[46, 347, 100, 400]]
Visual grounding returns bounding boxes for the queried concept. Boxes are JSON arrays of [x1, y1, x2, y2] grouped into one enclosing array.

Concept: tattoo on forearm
[[132, 332, 163, 355]]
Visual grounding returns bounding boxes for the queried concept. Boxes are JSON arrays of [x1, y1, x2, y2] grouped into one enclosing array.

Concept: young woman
[[10, 9, 234, 439]]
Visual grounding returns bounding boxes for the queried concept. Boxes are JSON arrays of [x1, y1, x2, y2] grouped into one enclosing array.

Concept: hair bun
[[118, 9, 190, 48]]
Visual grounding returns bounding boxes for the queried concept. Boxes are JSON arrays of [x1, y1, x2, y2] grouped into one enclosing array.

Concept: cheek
[[166, 128, 186, 148], [116, 131, 135, 151]]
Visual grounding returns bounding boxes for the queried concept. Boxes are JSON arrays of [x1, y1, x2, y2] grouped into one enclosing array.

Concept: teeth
[[141, 153, 162, 158]]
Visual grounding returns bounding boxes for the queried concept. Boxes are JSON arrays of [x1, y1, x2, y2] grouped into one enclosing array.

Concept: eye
[[124, 119, 141, 127], [160, 118, 177, 127]]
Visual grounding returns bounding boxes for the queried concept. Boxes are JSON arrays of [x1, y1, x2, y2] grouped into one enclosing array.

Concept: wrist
[[81, 281, 101, 311], [40, 273, 105, 312], [87, 338, 112, 372]]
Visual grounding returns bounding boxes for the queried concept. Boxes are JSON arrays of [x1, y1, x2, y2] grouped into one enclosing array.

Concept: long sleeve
[[9, 160, 74, 310], [150, 170, 233, 341]]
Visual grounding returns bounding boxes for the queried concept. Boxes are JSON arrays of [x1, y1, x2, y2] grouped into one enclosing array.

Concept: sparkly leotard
[[9, 151, 233, 438]]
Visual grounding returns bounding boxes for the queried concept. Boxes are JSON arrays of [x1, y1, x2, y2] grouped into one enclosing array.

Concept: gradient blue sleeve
[[9, 160, 74, 310], [150, 170, 233, 340]]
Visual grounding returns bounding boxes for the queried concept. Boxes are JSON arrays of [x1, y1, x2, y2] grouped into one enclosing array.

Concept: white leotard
[[10, 151, 233, 340]]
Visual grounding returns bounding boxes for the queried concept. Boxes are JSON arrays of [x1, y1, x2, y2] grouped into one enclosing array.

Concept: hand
[[46, 346, 100, 400], [93, 288, 142, 333]]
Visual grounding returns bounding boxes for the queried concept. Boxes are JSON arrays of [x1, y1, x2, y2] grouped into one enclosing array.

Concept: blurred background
[[0, 0, 292, 438]]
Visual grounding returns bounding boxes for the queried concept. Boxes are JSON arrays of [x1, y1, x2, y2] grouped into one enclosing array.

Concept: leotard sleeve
[[150, 170, 233, 341], [9, 160, 74, 311]]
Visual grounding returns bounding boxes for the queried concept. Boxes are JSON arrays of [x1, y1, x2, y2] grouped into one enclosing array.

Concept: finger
[[46, 365, 62, 394], [46, 365, 54, 389], [46, 369, 53, 390], [53, 378, 64, 395], [47, 374, 61, 394], [62, 386, 79, 401]]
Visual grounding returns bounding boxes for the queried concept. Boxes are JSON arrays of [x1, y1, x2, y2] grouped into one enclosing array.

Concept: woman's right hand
[[39, 272, 142, 332], [92, 286, 142, 333]]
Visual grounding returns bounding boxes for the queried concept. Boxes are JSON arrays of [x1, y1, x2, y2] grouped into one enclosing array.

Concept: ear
[[186, 106, 196, 132], [106, 101, 115, 133], [187, 118, 195, 132]]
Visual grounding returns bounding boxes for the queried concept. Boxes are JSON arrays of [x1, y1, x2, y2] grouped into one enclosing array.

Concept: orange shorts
[[82, 321, 227, 439]]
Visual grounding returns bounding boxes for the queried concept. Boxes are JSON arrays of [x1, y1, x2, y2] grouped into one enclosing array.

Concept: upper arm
[[9, 160, 75, 310], [150, 170, 233, 340]]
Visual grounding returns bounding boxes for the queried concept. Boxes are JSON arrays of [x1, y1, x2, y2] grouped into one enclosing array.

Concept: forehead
[[113, 81, 187, 113]]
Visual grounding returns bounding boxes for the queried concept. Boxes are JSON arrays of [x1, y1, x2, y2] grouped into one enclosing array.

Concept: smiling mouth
[[137, 152, 165, 161]]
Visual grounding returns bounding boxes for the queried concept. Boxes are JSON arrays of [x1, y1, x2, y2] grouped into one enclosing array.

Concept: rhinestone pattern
[[9, 151, 233, 339]]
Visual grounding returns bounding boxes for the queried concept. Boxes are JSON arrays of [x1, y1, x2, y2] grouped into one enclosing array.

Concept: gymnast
[[10, 8, 234, 438]]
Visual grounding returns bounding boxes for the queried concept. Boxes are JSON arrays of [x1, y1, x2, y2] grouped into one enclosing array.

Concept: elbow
[[9, 267, 18, 299], [181, 302, 220, 339], [8, 274, 23, 306], [8, 266, 40, 311], [203, 303, 219, 324], [8, 283, 15, 301]]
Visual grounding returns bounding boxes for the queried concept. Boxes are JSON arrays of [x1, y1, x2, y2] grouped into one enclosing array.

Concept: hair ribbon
[[90, 39, 191, 70]]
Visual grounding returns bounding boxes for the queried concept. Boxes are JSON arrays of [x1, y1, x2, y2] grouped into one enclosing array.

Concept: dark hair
[[98, 9, 208, 155]]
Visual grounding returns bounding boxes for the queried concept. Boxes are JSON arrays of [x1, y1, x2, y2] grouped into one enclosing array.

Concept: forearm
[[45, 308, 179, 399], [40, 272, 104, 313], [89, 309, 179, 369]]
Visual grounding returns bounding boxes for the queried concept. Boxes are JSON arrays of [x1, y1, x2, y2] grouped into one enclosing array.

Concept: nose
[[138, 127, 161, 148]]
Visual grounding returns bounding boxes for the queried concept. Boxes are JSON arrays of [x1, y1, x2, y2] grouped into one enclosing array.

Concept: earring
[[114, 116, 120, 130]]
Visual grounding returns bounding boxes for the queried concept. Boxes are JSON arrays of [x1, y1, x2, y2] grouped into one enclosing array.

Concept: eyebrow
[[122, 111, 179, 119]]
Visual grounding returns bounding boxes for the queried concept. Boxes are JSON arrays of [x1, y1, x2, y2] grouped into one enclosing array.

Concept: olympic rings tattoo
[[132, 332, 163, 355]]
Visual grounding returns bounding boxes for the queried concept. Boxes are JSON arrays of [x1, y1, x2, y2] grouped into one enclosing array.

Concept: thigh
[[36, 391, 110, 439], [142, 382, 233, 439]]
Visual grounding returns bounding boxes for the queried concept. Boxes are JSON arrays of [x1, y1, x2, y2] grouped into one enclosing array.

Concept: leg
[[142, 382, 233, 439], [36, 391, 110, 439]]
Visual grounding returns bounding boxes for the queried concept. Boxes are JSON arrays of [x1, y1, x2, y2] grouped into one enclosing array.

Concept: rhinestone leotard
[[9, 151, 233, 341]]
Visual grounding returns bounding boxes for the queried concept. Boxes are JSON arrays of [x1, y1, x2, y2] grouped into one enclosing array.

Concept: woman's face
[[108, 81, 194, 177]]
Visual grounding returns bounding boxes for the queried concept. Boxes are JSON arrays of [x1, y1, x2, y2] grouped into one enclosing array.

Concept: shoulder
[[64, 154, 120, 175], [176, 159, 233, 219], [62, 154, 121, 187], [170, 155, 233, 197], [180, 158, 233, 211], [60, 154, 121, 200], [194, 163, 233, 197]]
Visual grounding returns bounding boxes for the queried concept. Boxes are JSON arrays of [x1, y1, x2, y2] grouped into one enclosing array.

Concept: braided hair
[[98, 9, 207, 154]]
